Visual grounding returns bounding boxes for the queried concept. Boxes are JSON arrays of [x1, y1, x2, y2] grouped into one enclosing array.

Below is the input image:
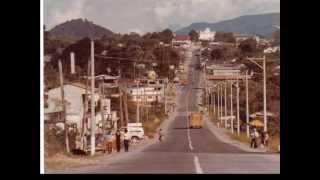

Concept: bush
[[44, 126, 66, 157]]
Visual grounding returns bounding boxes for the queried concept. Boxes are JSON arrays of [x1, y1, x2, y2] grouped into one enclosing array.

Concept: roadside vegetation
[[204, 31, 280, 152]]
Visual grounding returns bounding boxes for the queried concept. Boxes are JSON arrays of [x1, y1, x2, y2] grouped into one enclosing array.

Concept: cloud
[[44, 0, 88, 28], [44, 0, 280, 33]]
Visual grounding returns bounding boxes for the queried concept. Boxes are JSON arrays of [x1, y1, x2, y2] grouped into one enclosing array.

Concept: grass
[[227, 131, 280, 153], [142, 106, 168, 138], [44, 152, 103, 171], [44, 126, 105, 171], [142, 85, 176, 138], [227, 132, 251, 144], [268, 135, 280, 153], [207, 106, 280, 153]]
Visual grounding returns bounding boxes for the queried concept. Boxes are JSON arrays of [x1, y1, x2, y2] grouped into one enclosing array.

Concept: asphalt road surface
[[63, 46, 280, 174]]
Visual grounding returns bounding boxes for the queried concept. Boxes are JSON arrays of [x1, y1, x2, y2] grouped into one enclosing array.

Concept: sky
[[43, 0, 280, 34]]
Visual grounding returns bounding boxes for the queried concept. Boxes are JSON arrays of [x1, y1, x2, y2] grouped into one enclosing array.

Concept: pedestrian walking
[[116, 129, 121, 152], [158, 129, 164, 142], [250, 130, 255, 148], [253, 128, 259, 148], [264, 131, 269, 147], [123, 129, 130, 152], [260, 130, 265, 148], [250, 128, 259, 148], [104, 131, 114, 154]]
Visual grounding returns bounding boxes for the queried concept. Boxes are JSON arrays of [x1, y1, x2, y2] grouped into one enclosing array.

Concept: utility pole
[[245, 70, 250, 137], [90, 40, 95, 156], [124, 83, 129, 126], [99, 79, 105, 134], [58, 60, 70, 153], [164, 81, 167, 114], [118, 68, 123, 128], [213, 91, 216, 117], [263, 56, 267, 132], [81, 61, 90, 150], [246, 56, 268, 132], [230, 81, 234, 134], [220, 84, 223, 125], [217, 84, 220, 124], [136, 80, 140, 123], [224, 81, 227, 128], [236, 74, 240, 135], [119, 86, 124, 128], [204, 64, 208, 106], [133, 62, 136, 80]]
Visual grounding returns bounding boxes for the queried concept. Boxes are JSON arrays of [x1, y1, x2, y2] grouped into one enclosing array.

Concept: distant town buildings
[[263, 46, 280, 54], [172, 35, 191, 48], [206, 64, 242, 76], [199, 28, 216, 41], [234, 33, 260, 46]]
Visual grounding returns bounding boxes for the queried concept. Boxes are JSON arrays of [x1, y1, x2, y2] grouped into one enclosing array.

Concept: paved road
[[59, 46, 280, 174]]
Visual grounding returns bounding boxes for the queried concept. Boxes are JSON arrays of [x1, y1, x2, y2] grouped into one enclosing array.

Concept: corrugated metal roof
[[173, 35, 190, 41]]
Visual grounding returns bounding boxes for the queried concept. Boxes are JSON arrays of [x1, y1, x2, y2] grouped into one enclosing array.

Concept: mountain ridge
[[175, 12, 280, 37], [49, 18, 114, 40]]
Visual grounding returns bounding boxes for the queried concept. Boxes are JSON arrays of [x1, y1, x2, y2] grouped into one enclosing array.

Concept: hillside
[[176, 13, 280, 37], [49, 18, 114, 40]]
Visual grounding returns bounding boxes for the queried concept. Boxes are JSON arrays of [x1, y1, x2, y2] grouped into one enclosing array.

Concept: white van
[[121, 123, 145, 143]]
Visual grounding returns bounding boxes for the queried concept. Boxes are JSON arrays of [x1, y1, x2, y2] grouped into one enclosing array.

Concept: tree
[[211, 48, 224, 60], [159, 29, 174, 44], [238, 38, 257, 55], [189, 30, 199, 42], [201, 48, 211, 59], [272, 30, 280, 46], [214, 31, 235, 43]]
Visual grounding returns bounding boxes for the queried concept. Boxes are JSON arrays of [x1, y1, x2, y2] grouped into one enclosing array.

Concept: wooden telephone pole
[[123, 84, 129, 125], [81, 61, 90, 150], [58, 60, 70, 153], [90, 40, 96, 156], [119, 87, 124, 128]]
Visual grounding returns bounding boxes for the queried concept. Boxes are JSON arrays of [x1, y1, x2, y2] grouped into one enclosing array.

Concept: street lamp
[[246, 55, 268, 132]]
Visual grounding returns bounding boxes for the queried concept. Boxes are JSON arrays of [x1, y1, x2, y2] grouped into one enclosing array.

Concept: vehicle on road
[[121, 123, 145, 143], [189, 112, 203, 128]]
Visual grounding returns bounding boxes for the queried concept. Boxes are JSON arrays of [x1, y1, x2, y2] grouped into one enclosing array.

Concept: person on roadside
[[116, 129, 121, 152], [104, 131, 114, 154], [264, 131, 269, 147], [250, 129, 255, 148], [158, 129, 164, 142], [253, 128, 260, 148], [260, 130, 265, 148], [123, 129, 130, 152]]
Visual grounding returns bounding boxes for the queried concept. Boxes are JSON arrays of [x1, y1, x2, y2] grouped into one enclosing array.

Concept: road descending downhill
[[51, 45, 280, 174]]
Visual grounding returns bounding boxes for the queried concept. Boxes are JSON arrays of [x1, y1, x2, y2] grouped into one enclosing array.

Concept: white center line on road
[[187, 126, 193, 150], [194, 155, 203, 174], [186, 88, 193, 151]]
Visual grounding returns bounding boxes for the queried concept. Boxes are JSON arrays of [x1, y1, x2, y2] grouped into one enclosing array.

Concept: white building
[[44, 83, 100, 129], [199, 28, 216, 41], [263, 46, 280, 54]]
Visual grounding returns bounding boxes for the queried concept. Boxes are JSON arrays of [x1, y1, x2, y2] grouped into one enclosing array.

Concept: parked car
[[120, 123, 145, 143]]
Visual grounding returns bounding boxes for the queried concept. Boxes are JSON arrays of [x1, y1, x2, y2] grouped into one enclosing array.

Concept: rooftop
[[206, 63, 243, 70], [173, 35, 190, 41]]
